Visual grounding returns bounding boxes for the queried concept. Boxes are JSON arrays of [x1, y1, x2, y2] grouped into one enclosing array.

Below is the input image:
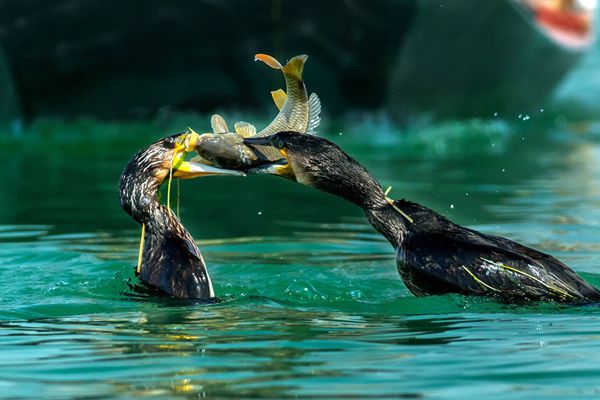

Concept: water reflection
[[0, 307, 484, 398], [4, 304, 600, 398]]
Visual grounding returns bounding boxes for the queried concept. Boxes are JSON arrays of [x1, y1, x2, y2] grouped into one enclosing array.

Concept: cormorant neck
[[307, 157, 408, 247], [306, 155, 389, 210], [119, 148, 214, 299], [364, 203, 409, 248], [119, 146, 169, 225]]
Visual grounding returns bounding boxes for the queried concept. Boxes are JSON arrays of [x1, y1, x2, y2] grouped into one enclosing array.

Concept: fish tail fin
[[281, 54, 308, 81], [255, 53, 283, 69], [255, 53, 308, 81]]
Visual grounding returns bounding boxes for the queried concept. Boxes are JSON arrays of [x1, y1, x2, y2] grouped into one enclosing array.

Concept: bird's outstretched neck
[[364, 200, 411, 248], [316, 159, 411, 249], [280, 140, 411, 249]]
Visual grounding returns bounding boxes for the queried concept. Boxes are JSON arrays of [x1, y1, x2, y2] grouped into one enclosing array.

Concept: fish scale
[[258, 75, 309, 136], [251, 55, 311, 160]]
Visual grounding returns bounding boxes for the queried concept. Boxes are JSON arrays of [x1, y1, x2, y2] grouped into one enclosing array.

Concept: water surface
[[2, 111, 600, 399]]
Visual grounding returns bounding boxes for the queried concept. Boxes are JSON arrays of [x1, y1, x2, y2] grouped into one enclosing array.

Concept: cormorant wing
[[399, 226, 597, 302], [139, 226, 213, 299]]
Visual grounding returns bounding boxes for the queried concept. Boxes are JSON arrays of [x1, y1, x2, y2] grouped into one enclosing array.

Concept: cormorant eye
[[271, 136, 285, 149]]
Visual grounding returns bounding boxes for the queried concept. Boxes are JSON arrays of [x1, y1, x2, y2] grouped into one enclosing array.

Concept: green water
[[3, 111, 600, 399]]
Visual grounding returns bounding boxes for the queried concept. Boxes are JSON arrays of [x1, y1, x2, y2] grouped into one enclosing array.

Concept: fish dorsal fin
[[234, 121, 257, 138], [211, 114, 229, 134], [255, 53, 283, 69], [271, 89, 287, 111], [282, 55, 308, 81], [306, 92, 321, 134]]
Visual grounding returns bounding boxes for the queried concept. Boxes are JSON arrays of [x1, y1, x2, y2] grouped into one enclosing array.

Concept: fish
[[190, 115, 258, 169], [192, 53, 321, 169], [253, 53, 321, 136]]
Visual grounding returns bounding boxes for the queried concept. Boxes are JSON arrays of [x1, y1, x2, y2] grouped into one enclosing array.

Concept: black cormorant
[[243, 131, 600, 303], [119, 132, 243, 298]]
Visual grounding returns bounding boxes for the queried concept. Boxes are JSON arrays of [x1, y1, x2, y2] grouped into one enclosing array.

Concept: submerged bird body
[[119, 133, 242, 298], [369, 200, 600, 302], [242, 131, 600, 303]]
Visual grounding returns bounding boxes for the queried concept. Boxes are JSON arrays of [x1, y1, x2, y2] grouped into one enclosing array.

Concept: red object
[[536, 6, 591, 35]]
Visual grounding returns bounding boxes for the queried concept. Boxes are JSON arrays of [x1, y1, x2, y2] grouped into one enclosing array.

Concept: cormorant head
[[243, 131, 386, 209], [120, 132, 243, 222], [129, 132, 241, 183]]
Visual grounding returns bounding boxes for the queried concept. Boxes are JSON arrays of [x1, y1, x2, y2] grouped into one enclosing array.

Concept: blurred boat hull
[[388, 0, 593, 121], [0, 0, 593, 124]]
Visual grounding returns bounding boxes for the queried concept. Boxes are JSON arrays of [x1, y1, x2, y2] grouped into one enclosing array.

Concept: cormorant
[[119, 132, 243, 298], [243, 131, 600, 303]]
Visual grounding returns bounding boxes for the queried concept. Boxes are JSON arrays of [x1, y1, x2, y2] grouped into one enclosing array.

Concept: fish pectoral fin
[[255, 53, 283, 69], [307, 92, 321, 134], [211, 114, 229, 133], [234, 121, 257, 138], [271, 89, 287, 111]]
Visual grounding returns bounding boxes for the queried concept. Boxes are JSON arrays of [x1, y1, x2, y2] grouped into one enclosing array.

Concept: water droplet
[[284, 280, 321, 300]]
